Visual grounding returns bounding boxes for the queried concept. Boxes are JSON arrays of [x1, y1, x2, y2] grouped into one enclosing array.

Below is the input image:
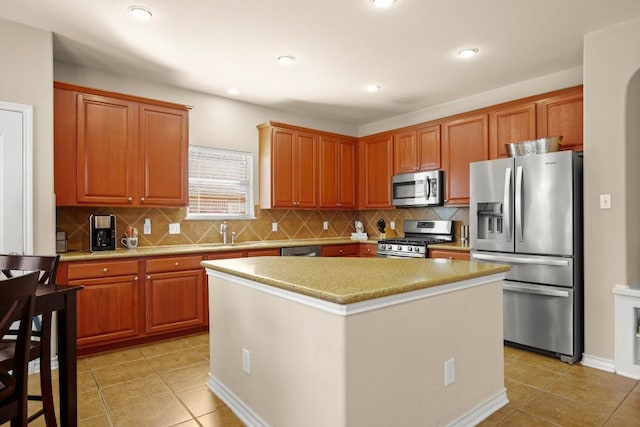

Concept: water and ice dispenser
[[476, 201, 504, 239]]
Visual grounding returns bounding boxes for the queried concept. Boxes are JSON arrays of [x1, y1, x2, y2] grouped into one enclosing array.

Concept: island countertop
[[202, 257, 509, 304]]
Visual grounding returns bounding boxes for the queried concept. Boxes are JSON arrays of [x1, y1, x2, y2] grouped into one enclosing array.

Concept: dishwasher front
[[280, 245, 321, 257]]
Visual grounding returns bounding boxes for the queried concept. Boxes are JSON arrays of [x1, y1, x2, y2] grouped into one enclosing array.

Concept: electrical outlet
[[600, 194, 611, 209], [390, 221, 396, 230], [242, 348, 251, 374], [323, 221, 329, 230], [444, 358, 455, 386], [272, 222, 278, 232], [169, 223, 180, 234]]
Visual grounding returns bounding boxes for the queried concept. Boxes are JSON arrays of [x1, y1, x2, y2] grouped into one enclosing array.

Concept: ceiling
[[2, 0, 640, 125]]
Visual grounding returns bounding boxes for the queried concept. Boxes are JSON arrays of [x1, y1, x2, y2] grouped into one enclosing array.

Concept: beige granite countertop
[[58, 238, 379, 262], [202, 257, 509, 304]]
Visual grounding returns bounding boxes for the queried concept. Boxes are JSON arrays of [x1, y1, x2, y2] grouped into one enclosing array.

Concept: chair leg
[[38, 312, 57, 427]]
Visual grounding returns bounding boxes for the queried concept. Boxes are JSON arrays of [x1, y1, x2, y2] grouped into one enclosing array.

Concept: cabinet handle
[[102, 267, 108, 273]]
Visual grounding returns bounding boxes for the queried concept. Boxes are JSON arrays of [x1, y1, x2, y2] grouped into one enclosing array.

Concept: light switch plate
[[272, 222, 278, 232], [169, 223, 180, 234]]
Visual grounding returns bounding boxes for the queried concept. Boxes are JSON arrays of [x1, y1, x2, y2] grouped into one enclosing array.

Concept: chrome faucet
[[220, 221, 228, 244]]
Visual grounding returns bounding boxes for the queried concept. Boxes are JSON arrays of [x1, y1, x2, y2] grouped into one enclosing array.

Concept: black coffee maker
[[90, 214, 116, 251]]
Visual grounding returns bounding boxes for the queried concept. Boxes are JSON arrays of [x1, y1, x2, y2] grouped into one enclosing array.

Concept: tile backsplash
[[57, 206, 469, 252]]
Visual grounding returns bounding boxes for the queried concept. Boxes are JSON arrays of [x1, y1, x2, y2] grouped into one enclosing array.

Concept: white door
[[0, 101, 33, 254]]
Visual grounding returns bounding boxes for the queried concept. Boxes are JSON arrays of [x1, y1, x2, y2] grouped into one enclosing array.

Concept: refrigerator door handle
[[503, 283, 570, 298], [515, 165, 524, 242], [472, 252, 571, 267], [503, 167, 512, 242]]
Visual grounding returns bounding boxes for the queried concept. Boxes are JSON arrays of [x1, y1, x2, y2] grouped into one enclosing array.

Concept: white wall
[[583, 17, 640, 361], [0, 19, 54, 254]]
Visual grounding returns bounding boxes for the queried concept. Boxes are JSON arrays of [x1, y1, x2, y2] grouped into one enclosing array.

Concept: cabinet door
[[139, 104, 188, 206], [489, 102, 536, 159], [76, 93, 136, 204], [417, 124, 441, 170], [338, 139, 357, 209], [71, 274, 141, 347], [393, 130, 418, 173], [359, 134, 393, 209], [442, 114, 489, 204], [271, 127, 296, 207], [537, 88, 583, 151], [319, 136, 356, 209], [318, 135, 339, 208], [294, 131, 318, 208], [145, 269, 205, 334]]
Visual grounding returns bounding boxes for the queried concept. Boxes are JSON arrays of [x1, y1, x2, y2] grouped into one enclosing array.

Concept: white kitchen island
[[202, 256, 510, 427]]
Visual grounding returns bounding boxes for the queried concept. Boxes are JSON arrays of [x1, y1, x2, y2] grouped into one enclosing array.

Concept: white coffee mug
[[121, 236, 138, 249]]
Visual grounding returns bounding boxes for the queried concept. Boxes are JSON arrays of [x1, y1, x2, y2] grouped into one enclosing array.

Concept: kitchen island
[[203, 257, 510, 427]]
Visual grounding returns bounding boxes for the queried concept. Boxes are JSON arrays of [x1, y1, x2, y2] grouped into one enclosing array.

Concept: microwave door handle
[[503, 167, 511, 242], [515, 166, 524, 242], [425, 177, 431, 199]]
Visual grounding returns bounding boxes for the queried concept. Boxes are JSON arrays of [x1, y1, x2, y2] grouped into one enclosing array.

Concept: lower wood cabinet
[[145, 255, 206, 334], [64, 259, 142, 349], [322, 243, 360, 257], [428, 249, 471, 261]]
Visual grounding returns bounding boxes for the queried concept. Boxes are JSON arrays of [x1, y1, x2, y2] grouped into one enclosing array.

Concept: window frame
[[186, 145, 255, 220]]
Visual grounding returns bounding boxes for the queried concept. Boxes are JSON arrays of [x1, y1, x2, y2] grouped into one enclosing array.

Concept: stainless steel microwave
[[391, 170, 444, 207]]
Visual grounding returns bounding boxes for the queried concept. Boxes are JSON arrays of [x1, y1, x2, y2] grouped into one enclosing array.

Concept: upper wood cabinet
[[358, 133, 394, 209], [319, 135, 357, 209], [442, 113, 489, 205], [536, 87, 583, 152], [258, 122, 358, 210], [393, 124, 441, 173], [259, 123, 318, 208], [54, 82, 189, 207], [489, 102, 537, 159]]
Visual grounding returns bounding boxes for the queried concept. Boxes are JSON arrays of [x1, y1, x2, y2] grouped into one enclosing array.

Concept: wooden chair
[[0, 254, 60, 426], [0, 271, 39, 426]]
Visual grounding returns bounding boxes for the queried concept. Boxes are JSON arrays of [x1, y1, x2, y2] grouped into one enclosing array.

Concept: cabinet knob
[[339, 249, 343, 253], [128, 197, 133, 202], [102, 267, 108, 273], [146, 275, 150, 280], [174, 262, 179, 266], [135, 276, 138, 281], [141, 197, 145, 202]]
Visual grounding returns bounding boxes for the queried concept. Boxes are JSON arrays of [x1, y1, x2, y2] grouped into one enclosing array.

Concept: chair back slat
[[0, 272, 38, 410], [0, 254, 59, 285]]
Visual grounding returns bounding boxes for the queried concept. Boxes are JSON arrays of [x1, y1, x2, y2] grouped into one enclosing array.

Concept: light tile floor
[[4, 334, 640, 426]]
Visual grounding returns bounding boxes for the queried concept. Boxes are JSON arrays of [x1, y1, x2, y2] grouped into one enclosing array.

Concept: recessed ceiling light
[[457, 48, 479, 59], [370, 0, 397, 9], [227, 88, 240, 95], [277, 55, 296, 65], [128, 6, 153, 21], [365, 84, 382, 93]]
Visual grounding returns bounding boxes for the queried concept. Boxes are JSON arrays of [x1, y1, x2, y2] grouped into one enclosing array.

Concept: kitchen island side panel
[[207, 270, 506, 427]]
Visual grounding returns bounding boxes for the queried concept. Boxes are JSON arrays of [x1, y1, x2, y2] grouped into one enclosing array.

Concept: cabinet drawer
[[428, 249, 470, 261], [145, 255, 203, 273], [68, 260, 139, 280], [359, 243, 377, 257], [322, 244, 359, 257]]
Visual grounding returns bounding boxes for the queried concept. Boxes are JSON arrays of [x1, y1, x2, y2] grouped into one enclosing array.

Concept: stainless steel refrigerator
[[470, 150, 582, 363]]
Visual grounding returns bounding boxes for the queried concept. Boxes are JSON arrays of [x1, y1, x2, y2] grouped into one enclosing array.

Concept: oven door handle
[[503, 283, 570, 298]]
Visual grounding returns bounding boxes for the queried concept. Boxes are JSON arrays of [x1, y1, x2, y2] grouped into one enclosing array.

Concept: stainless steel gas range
[[377, 220, 454, 258]]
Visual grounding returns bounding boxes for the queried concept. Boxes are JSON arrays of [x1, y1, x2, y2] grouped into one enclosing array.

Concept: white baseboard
[[449, 389, 509, 427], [208, 374, 268, 427], [208, 373, 509, 427], [581, 354, 615, 373]]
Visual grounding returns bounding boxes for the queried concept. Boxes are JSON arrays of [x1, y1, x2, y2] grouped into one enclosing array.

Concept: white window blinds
[[187, 146, 254, 219]]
